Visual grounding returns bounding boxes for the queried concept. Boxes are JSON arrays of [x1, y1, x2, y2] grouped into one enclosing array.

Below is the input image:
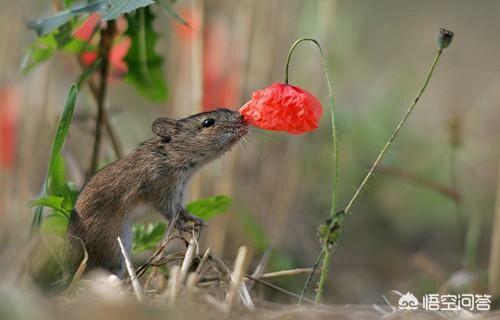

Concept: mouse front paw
[[175, 207, 206, 233]]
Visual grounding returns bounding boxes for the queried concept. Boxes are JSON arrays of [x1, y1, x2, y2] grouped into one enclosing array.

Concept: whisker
[[248, 128, 271, 136], [240, 134, 262, 155], [237, 140, 249, 158]]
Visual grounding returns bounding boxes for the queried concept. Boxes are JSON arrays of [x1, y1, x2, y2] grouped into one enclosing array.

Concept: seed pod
[[437, 28, 454, 49]]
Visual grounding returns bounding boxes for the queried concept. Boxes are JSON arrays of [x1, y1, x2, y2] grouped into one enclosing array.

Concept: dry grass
[[10, 230, 494, 320]]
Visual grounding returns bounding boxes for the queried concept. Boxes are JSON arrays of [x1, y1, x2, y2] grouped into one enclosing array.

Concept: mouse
[[67, 108, 248, 277]]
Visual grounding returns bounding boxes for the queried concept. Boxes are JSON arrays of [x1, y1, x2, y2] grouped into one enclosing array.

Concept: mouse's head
[[152, 108, 248, 166]]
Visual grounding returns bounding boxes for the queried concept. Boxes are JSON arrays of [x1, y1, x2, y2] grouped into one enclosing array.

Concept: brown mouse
[[67, 108, 248, 277]]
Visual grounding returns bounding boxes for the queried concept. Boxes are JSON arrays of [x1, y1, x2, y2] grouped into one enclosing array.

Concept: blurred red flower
[[75, 13, 131, 78], [74, 13, 101, 41], [202, 20, 239, 111], [0, 85, 18, 170], [240, 83, 323, 134], [172, 7, 241, 111], [173, 7, 201, 44]]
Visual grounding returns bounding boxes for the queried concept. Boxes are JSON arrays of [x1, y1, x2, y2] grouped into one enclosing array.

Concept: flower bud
[[437, 28, 454, 49]]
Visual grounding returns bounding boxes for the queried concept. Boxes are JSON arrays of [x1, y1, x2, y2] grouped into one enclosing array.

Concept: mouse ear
[[152, 117, 176, 141]]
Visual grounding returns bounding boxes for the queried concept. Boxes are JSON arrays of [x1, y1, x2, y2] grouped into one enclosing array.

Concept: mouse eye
[[202, 118, 215, 128]]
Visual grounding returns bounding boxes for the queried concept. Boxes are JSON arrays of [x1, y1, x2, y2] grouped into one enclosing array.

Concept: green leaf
[[132, 221, 167, 253], [125, 7, 168, 102], [103, 0, 154, 21], [27, 1, 107, 36], [48, 154, 66, 195], [31, 196, 65, 212], [49, 86, 78, 166], [62, 38, 97, 54], [156, 0, 189, 27], [21, 20, 85, 73], [21, 34, 58, 73], [60, 182, 80, 212], [32, 84, 79, 231], [186, 195, 231, 221], [27, 0, 154, 36], [31, 49, 98, 232], [41, 212, 69, 235]]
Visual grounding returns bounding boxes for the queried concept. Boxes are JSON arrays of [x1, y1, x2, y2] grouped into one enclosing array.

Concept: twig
[[298, 247, 324, 305], [260, 268, 313, 279], [117, 236, 144, 302], [225, 246, 251, 312], [247, 246, 272, 290], [66, 236, 88, 296], [209, 252, 255, 311], [136, 212, 179, 277], [244, 274, 315, 304], [186, 273, 199, 296], [89, 20, 116, 175], [179, 238, 198, 282], [195, 247, 212, 274], [166, 265, 180, 305], [85, 76, 124, 159], [74, 21, 124, 160], [377, 165, 461, 202]]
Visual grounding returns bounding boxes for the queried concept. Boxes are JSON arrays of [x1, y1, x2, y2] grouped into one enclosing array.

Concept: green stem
[[284, 38, 339, 303], [343, 48, 443, 215], [315, 249, 330, 303]]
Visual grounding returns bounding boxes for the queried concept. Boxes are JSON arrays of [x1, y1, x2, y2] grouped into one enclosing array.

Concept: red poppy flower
[[239, 83, 323, 134], [173, 7, 201, 44]]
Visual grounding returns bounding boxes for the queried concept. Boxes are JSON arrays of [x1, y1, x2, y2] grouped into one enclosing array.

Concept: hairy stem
[[343, 48, 443, 214], [284, 38, 339, 304], [315, 249, 330, 303], [89, 21, 116, 175]]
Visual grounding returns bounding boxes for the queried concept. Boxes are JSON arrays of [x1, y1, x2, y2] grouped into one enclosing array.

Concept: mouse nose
[[237, 113, 247, 124]]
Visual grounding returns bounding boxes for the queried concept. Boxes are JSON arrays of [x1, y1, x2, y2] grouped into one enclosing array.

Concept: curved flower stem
[[284, 38, 339, 304]]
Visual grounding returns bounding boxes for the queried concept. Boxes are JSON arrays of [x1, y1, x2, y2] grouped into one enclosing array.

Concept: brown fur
[[67, 109, 248, 276]]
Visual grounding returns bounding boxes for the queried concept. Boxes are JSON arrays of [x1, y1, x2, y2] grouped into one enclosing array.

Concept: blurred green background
[[1, 0, 499, 305]]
